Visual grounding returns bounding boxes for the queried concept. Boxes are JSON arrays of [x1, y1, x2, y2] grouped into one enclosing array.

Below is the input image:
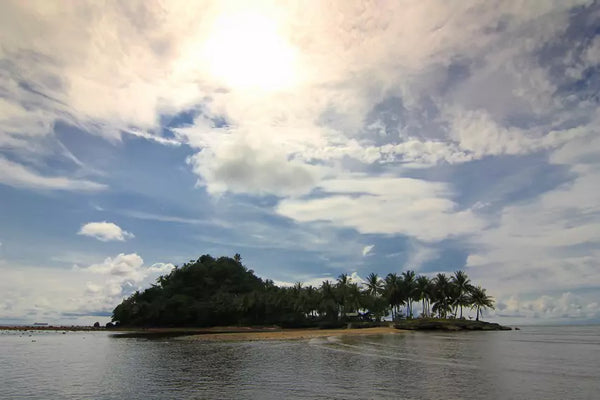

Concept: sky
[[1, 0, 599, 325]]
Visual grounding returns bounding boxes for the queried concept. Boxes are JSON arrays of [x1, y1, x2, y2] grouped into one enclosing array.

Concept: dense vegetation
[[112, 254, 495, 327]]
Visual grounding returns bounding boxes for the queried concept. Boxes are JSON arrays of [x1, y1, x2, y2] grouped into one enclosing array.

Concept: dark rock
[[394, 318, 512, 331]]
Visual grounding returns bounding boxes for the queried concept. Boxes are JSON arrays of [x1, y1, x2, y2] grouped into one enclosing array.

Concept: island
[[108, 254, 511, 336]]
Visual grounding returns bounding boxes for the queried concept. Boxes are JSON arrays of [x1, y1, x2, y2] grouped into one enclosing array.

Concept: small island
[[109, 254, 510, 336]]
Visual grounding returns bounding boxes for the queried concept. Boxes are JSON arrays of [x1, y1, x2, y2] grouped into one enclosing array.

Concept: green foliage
[[111, 255, 495, 327], [113, 255, 268, 327], [468, 286, 495, 321]]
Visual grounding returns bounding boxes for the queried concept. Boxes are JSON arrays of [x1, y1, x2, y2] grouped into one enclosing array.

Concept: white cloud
[[82, 253, 173, 292], [0, 156, 106, 192], [273, 277, 331, 288], [362, 245, 375, 257], [83, 254, 175, 310], [277, 175, 485, 242], [348, 272, 366, 286], [448, 108, 586, 158], [78, 222, 134, 242], [0, 253, 174, 324], [186, 142, 322, 197], [583, 36, 600, 67], [2, 0, 589, 196], [1, 1, 600, 323], [273, 271, 366, 288], [567, 36, 600, 79], [465, 124, 600, 297], [404, 240, 440, 270], [495, 292, 600, 321], [122, 128, 181, 146]]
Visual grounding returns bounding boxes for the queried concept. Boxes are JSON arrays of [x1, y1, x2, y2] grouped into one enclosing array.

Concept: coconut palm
[[291, 282, 306, 316], [346, 282, 363, 314], [384, 273, 404, 320], [469, 286, 495, 321], [451, 270, 473, 319], [415, 275, 431, 317], [362, 273, 387, 321], [402, 270, 417, 318], [365, 273, 384, 296], [304, 285, 319, 318], [432, 273, 451, 318], [336, 273, 351, 318], [319, 280, 338, 319]]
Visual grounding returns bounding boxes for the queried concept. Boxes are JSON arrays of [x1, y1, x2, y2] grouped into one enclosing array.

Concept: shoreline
[[103, 325, 403, 341], [181, 326, 403, 341], [0, 325, 102, 332]]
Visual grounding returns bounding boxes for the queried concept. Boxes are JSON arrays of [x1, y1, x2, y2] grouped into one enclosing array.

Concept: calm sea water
[[1, 325, 599, 399]]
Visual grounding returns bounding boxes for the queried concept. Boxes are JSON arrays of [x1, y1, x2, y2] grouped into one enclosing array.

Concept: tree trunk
[[476, 306, 480, 321]]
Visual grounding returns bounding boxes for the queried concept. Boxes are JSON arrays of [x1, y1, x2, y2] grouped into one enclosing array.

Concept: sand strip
[[182, 326, 402, 341]]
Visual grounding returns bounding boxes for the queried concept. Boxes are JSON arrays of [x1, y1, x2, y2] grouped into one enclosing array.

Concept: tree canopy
[[112, 254, 495, 327]]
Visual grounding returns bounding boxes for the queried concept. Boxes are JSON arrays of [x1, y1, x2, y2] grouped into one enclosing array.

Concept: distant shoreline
[[0, 324, 402, 339], [1, 319, 514, 338], [0, 325, 103, 332]]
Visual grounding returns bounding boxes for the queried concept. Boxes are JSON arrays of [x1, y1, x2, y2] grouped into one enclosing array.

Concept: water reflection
[[1, 327, 599, 399]]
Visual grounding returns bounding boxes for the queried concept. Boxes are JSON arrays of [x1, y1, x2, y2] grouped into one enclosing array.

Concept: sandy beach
[[182, 326, 402, 341]]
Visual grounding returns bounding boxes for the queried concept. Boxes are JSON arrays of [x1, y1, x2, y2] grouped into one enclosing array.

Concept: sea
[[1, 325, 599, 399]]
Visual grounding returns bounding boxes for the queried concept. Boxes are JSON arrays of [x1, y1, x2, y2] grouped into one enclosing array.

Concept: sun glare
[[203, 13, 298, 91]]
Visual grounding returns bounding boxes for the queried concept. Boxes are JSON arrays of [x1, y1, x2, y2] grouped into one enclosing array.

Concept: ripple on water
[[1, 326, 599, 399]]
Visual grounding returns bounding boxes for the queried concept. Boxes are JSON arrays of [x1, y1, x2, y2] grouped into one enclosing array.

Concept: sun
[[202, 12, 298, 91]]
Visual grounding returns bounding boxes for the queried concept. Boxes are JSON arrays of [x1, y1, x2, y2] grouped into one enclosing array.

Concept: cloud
[[273, 271, 366, 288], [495, 292, 600, 321], [2, 0, 584, 196], [362, 245, 375, 257], [122, 128, 181, 146], [464, 124, 600, 297], [448, 108, 586, 158], [0, 253, 174, 324], [84, 253, 172, 284], [78, 222, 134, 242], [186, 142, 322, 196], [79, 253, 175, 314], [277, 175, 485, 242], [2, 1, 600, 323], [0, 155, 106, 192]]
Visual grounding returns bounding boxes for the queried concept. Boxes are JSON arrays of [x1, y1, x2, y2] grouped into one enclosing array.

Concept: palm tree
[[346, 283, 362, 314], [451, 270, 473, 319], [304, 285, 319, 318], [291, 282, 306, 316], [365, 273, 384, 296], [336, 273, 351, 318], [361, 273, 387, 321], [402, 270, 416, 318], [319, 280, 338, 320], [415, 275, 431, 317], [468, 286, 495, 321], [384, 273, 404, 320], [432, 273, 451, 318]]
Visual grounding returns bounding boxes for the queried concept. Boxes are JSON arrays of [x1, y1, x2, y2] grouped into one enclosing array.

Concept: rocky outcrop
[[394, 319, 512, 331]]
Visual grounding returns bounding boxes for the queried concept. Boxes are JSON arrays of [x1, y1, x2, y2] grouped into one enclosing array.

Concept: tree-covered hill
[[112, 254, 495, 328]]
